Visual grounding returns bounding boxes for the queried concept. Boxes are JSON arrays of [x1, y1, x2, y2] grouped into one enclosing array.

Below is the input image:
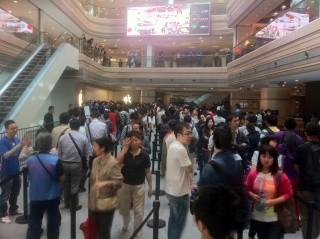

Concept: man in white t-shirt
[[165, 122, 193, 239]]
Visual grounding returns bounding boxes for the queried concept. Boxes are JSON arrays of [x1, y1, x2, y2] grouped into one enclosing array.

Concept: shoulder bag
[[68, 133, 88, 170], [35, 154, 58, 182], [275, 172, 298, 233]]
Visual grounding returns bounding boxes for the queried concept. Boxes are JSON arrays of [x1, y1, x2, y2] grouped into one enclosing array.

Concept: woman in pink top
[[246, 145, 293, 239]]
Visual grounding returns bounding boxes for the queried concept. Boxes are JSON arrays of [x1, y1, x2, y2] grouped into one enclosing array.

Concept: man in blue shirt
[[27, 132, 64, 239], [0, 120, 30, 223]]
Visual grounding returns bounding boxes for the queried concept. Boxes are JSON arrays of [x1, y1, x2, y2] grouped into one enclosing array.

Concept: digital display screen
[[0, 8, 33, 34], [255, 11, 309, 39], [127, 3, 210, 36]]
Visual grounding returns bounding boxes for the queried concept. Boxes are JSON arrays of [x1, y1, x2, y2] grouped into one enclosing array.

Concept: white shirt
[[165, 140, 192, 197], [87, 118, 107, 142]]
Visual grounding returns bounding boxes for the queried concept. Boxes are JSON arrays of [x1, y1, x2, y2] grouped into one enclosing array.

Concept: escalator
[[0, 35, 79, 128], [0, 44, 55, 124]]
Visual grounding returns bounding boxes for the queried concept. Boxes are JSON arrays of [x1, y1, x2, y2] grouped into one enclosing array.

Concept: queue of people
[[0, 101, 319, 239]]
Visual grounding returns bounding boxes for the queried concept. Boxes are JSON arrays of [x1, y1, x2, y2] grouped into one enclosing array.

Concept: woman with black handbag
[[88, 136, 123, 239]]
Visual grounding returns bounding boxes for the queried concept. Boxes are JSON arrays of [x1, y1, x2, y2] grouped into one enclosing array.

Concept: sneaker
[[0, 216, 11, 224], [9, 209, 23, 216]]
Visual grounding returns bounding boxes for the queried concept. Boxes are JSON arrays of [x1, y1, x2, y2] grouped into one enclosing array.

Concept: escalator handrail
[[0, 43, 45, 97]]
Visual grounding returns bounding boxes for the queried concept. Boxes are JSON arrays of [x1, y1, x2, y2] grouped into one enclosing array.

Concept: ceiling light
[[281, 5, 287, 10], [8, 10, 12, 13], [13, 0, 18, 3], [219, 36, 223, 40], [273, 12, 278, 16], [103, 39, 106, 42], [269, 18, 274, 22], [295, 79, 299, 82]]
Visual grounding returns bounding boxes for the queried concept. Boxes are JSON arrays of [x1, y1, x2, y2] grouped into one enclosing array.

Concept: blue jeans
[[0, 174, 21, 217], [27, 198, 61, 239], [167, 194, 189, 239]]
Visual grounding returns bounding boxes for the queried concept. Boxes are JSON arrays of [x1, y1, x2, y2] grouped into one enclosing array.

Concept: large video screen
[[255, 11, 309, 39], [0, 8, 33, 33], [127, 3, 210, 36]]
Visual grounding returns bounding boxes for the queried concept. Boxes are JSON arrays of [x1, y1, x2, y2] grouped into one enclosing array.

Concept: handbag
[[275, 172, 298, 233], [96, 195, 119, 211], [80, 215, 97, 239]]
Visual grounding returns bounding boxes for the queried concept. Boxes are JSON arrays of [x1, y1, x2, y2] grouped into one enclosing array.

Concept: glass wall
[[234, 0, 320, 59]]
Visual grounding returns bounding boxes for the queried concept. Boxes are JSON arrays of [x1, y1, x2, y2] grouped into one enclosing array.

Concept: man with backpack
[[239, 114, 261, 170], [275, 118, 304, 189], [294, 122, 320, 239], [261, 114, 280, 138]]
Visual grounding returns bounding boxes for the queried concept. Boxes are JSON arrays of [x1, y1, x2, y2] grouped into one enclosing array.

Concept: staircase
[[0, 45, 55, 125]]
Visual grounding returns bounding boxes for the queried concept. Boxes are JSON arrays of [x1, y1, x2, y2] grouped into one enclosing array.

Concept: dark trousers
[[91, 209, 115, 239], [197, 151, 209, 177], [253, 220, 283, 239], [62, 163, 82, 208], [27, 198, 61, 239], [0, 175, 21, 217]]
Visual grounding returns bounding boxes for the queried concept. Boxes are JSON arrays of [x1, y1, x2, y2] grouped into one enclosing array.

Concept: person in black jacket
[[198, 126, 243, 187], [43, 106, 55, 133]]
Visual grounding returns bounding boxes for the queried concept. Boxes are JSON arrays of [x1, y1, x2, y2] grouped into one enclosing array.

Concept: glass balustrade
[[234, 0, 320, 59]]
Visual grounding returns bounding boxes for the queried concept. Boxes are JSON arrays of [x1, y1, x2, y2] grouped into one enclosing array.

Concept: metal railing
[[81, 50, 232, 68]]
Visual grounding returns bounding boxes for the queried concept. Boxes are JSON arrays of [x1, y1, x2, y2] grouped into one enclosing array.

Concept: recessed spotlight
[[8, 10, 12, 13], [270, 18, 274, 22], [219, 36, 223, 40], [295, 79, 299, 82], [273, 12, 278, 16], [13, 0, 18, 3], [281, 5, 286, 10]]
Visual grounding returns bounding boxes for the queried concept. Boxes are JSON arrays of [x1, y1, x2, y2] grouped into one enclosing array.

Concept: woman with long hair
[[246, 145, 293, 239], [198, 117, 214, 176]]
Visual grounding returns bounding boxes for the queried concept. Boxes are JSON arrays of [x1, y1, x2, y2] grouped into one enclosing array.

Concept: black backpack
[[305, 142, 320, 192], [247, 128, 260, 157]]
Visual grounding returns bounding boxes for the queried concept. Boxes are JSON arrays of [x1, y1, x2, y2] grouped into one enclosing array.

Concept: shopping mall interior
[[0, 0, 320, 238]]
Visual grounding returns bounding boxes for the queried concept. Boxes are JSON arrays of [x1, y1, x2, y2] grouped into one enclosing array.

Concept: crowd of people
[[0, 100, 320, 239]]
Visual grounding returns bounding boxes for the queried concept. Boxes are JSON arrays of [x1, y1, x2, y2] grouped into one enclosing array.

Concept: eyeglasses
[[8, 127, 18, 131], [182, 132, 192, 136]]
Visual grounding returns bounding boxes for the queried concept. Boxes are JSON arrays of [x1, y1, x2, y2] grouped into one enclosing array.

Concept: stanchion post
[[152, 200, 160, 239], [151, 141, 157, 174], [147, 170, 166, 230], [16, 167, 28, 224], [114, 141, 118, 158]]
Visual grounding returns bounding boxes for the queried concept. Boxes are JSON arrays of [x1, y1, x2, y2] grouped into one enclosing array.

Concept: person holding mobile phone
[[117, 131, 152, 238]]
